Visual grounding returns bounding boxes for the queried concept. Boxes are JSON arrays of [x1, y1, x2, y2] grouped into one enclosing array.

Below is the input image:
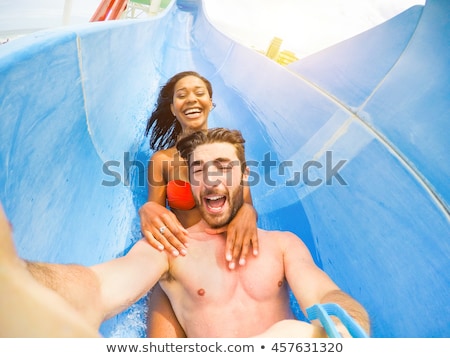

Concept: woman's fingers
[[145, 226, 185, 256], [221, 202, 259, 269], [139, 202, 189, 256], [155, 221, 189, 256], [157, 213, 189, 255], [227, 226, 250, 268], [143, 230, 164, 251]]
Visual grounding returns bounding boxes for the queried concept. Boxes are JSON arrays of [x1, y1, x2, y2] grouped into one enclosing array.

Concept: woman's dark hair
[[145, 71, 213, 151]]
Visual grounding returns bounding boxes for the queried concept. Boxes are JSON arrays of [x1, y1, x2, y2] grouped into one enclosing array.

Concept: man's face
[[189, 142, 246, 228]]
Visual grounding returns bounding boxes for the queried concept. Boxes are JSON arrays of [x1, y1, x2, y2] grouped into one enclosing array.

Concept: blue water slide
[[0, 0, 448, 338]]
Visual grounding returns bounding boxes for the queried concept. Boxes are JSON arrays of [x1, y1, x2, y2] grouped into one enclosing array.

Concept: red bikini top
[[166, 180, 196, 211]]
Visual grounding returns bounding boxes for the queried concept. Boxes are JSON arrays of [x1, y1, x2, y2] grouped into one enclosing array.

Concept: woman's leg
[[147, 283, 186, 338]]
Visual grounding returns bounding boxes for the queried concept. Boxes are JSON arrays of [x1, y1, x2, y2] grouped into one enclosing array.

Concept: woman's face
[[171, 75, 213, 131]]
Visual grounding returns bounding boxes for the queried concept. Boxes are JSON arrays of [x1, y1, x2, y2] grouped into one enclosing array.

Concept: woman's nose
[[186, 92, 197, 103]]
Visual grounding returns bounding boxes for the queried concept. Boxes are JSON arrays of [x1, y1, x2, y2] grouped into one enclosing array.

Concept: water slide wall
[[0, 0, 448, 337]]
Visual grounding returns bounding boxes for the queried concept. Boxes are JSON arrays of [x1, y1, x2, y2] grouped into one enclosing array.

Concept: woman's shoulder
[[151, 147, 178, 161]]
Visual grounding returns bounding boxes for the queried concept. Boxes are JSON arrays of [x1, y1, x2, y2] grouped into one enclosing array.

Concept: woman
[[139, 71, 258, 337]]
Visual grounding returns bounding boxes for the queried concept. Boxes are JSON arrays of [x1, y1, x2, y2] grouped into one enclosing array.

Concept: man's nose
[[204, 165, 221, 187]]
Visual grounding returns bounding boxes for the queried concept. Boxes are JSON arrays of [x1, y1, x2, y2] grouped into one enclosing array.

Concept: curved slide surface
[[0, 0, 448, 337]]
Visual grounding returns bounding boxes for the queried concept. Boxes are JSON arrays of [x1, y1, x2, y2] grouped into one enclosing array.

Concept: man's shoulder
[[129, 238, 170, 259], [257, 228, 303, 248], [257, 227, 298, 239]]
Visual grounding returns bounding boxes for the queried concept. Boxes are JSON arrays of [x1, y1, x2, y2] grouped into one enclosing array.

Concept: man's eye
[[217, 163, 233, 171]]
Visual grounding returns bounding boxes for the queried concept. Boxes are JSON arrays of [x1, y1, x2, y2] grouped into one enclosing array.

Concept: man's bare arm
[[318, 289, 370, 336], [91, 239, 170, 321], [27, 261, 104, 328], [1, 204, 99, 337], [26, 239, 169, 328], [281, 232, 370, 336]]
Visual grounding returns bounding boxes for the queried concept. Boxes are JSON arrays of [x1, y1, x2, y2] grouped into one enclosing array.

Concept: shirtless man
[[0, 128, 370, 337]]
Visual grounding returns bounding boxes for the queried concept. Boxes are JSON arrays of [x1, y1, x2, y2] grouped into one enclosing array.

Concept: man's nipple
[[197, 288, 205, 296]]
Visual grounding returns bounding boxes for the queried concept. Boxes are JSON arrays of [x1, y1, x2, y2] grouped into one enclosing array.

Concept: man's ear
[[242, 166, 250, 183]]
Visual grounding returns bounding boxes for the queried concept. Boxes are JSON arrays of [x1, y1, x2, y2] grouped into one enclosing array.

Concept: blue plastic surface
[[0, 0, 448, 337]]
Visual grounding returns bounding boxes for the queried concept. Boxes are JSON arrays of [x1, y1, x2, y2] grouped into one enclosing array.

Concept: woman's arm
[[141, 151, 187, 338], [226, 184, 259, 267], [139, 150, 189, 256]]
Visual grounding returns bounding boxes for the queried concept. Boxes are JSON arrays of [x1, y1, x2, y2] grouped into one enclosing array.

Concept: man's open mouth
[[204, 195, 226, 212]]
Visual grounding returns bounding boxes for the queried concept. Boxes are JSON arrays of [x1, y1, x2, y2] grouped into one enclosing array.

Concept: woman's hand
[[205, 202, 259, 269], [139, 201, 189, 256]]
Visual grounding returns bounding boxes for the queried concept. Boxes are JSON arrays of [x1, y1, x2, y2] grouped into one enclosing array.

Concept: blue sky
[[0, 0, 424, 56]]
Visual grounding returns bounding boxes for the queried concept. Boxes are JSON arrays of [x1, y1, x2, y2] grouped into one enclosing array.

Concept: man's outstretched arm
[[24, 239, 169, 330], [26, 261, 105, 329], [282, 232, 371, 337], [317, 289, 370, 336], [0, 204, 99, 337], [91, 239, 170, 322]]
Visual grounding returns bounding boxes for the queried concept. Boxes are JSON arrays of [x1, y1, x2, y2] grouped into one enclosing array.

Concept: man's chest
[[165, 242, 286, 304]]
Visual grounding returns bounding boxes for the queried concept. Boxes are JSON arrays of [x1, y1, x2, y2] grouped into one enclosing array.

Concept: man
[[1, 128, 370, 337]]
